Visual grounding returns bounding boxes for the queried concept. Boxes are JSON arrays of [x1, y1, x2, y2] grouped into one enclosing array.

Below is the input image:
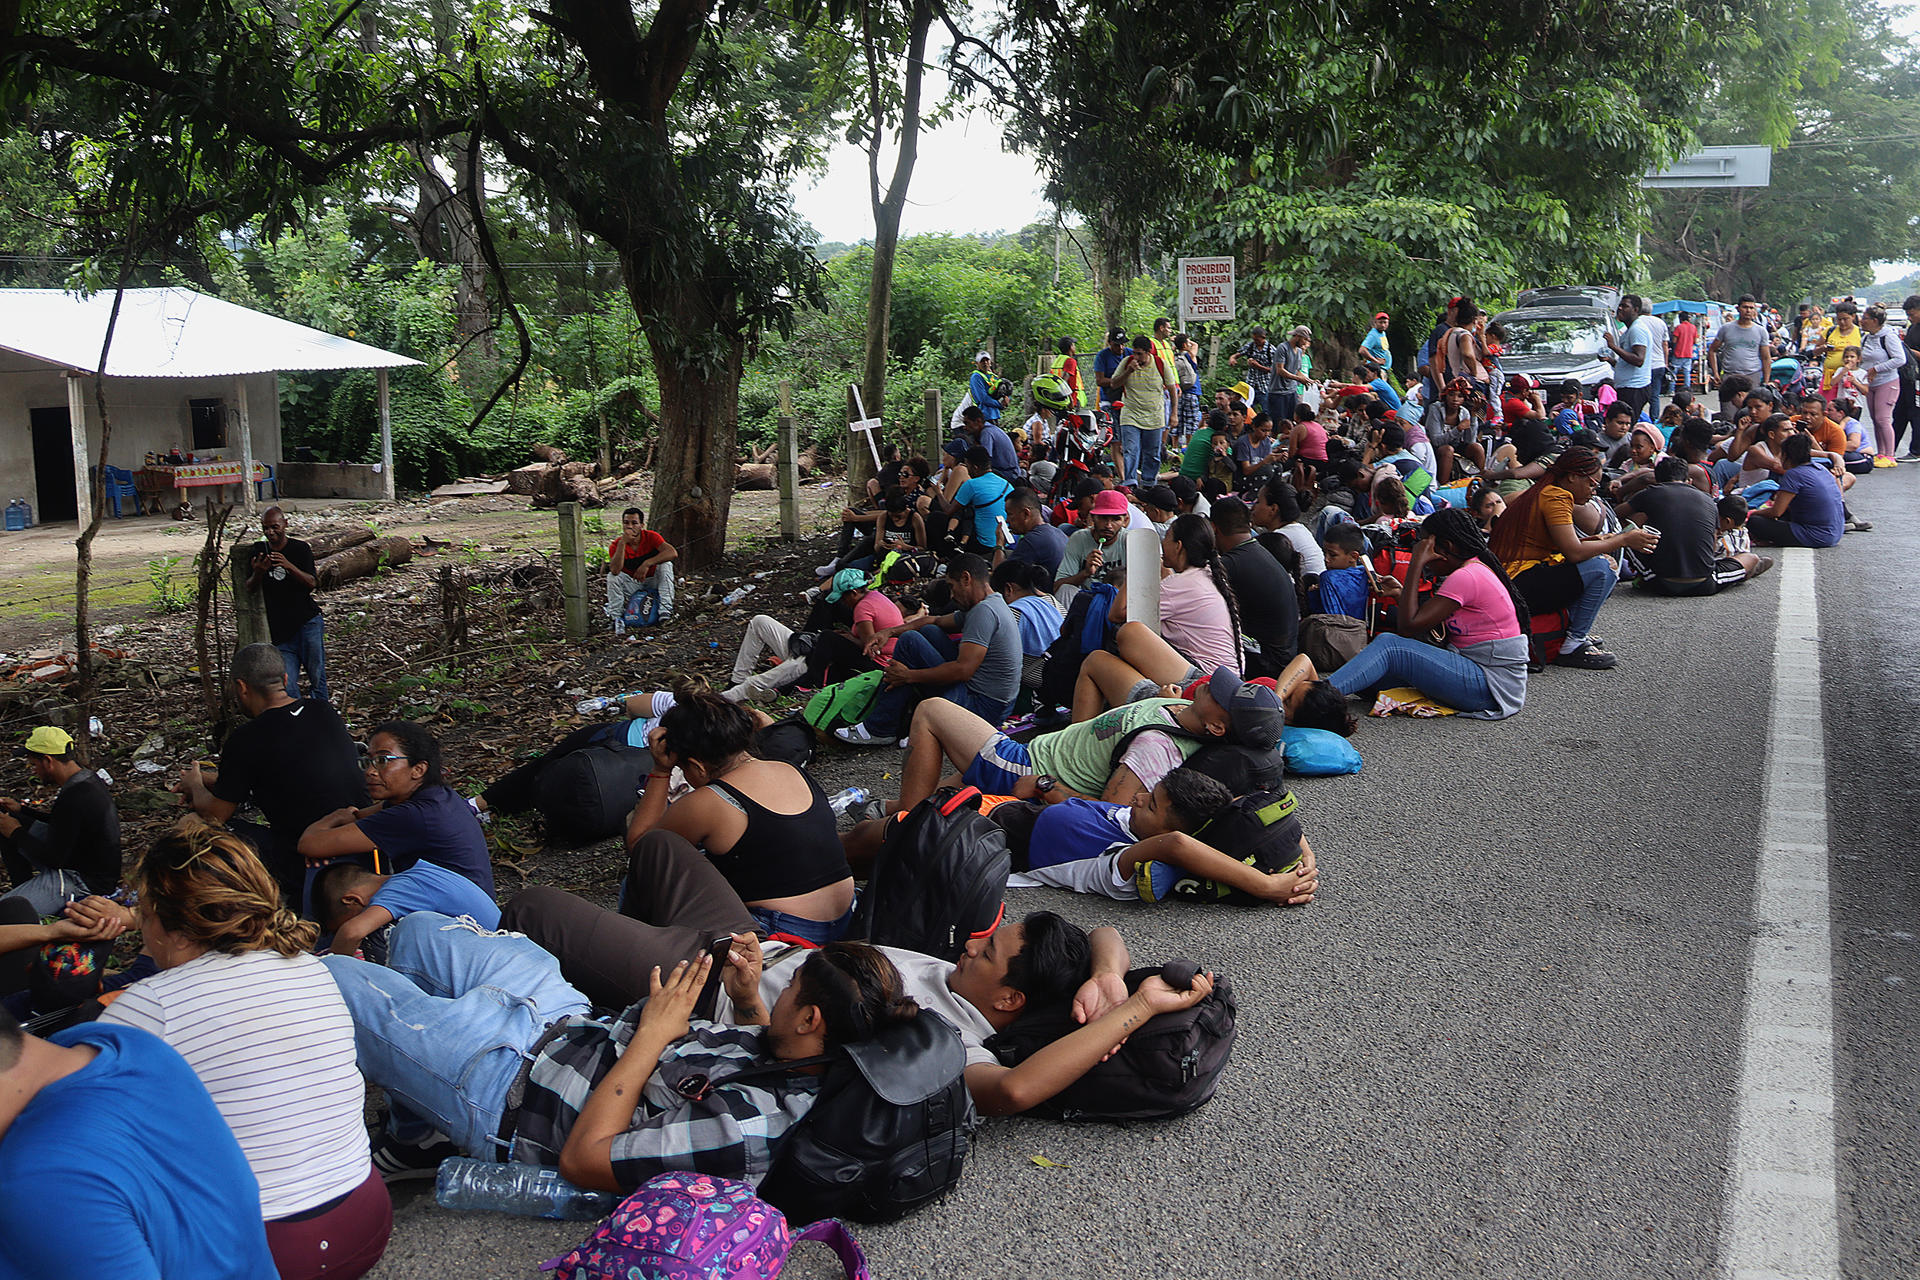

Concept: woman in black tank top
[[627, 693, 855, 942]]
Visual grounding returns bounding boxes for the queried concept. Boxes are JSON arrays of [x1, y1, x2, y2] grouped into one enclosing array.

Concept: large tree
[[1, 0, 844, 565]]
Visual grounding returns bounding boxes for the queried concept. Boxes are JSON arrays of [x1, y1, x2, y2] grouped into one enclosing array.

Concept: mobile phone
[[691, 934, 733, 1022]]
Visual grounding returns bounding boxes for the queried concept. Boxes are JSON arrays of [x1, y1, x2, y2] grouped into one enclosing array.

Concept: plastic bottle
[[575, 695, 620, 716], [826, 786, 870, 818], [434, 1157, 618, 1221], [721, 585, 755, 606]]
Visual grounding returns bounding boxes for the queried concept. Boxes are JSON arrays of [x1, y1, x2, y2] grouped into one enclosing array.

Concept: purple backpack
[[543, 1173, 868, 1280]]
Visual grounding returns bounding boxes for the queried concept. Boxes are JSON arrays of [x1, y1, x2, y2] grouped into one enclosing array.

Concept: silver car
[[1492, 307, 1616, 391]]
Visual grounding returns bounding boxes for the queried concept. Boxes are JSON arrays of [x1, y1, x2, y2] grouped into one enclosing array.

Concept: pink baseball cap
[[1090, 490, 1131, 517]]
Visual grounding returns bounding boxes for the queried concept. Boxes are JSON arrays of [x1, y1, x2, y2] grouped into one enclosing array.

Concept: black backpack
[[534, 743, 653, 846], [1110, 722, 1286, 797], [850, 787, 1009, 961], [984, 964, 1237, 1123], [754, 1010, 975, 1223], [1174, 787, 1307, 905], [748, 715, 816, 770]]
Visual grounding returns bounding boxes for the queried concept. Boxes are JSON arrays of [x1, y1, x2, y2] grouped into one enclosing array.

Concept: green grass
[[0, 568, 154, 620]]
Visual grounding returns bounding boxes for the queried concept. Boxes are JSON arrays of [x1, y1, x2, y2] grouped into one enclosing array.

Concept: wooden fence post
[[923, 388, 942, 463], [776, 380, 799, 541], [557, 501, 590, 642], [229, 545, 268, 649]]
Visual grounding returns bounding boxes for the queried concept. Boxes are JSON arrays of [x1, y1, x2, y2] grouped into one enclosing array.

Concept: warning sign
[[1178, 257, 1236, 324]]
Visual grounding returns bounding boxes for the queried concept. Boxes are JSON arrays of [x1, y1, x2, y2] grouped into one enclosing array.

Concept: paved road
[[369, 475, 1917, 1279]]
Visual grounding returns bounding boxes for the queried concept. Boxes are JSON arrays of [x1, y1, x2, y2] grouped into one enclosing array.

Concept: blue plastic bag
[[1281, 726, 1363, 776]]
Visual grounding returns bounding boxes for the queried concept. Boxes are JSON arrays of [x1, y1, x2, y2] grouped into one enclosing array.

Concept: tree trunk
[[640, 269, 743, 568], [1096, 210, 1132, 333]]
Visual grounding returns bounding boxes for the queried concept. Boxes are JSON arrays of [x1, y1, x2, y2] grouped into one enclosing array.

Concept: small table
[[136, 461, 268, 512]]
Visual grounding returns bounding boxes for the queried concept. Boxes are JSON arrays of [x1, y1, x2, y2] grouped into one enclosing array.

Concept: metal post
[[557, 501, 590, 642], [376, 368, 395, 501], [234, 376, 257, 516], [1207, 332, 1221, 377], [229, 546, 269, 648], [66, 374, 91, 528], [776, 380, 799, 541], [922, 388, 942, 463]]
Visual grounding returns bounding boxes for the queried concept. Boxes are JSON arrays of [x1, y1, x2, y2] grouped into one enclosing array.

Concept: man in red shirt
[[1670, 312, 1699, 395], [606, 506, 679, 632]]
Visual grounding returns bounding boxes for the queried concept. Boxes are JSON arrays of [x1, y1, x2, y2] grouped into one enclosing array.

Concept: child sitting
[[314, 859, 502, 958], [1017, 768, 1317, 905], [1306, 524, 1381, 620]]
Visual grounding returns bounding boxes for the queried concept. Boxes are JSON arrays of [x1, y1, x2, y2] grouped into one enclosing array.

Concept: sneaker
[[834, 723, 893, 747], [464, 796, 492, 825], [896, 736, 911, 749], [813, 562, 838, 578], [1845, 518, 1874, 532], [1552, 644, 1618, 671], [1873, 455, 1897, 468], [1898, 452, 1920, 462], [802, 587, 824, 604], [371, 1131, 460, 1184]]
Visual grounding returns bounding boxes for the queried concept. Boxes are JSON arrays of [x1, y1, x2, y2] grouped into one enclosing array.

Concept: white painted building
[[0, 286, 420, 524]]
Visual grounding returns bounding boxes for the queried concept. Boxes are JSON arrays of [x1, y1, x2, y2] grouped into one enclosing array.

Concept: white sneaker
[[834, 723, 892, 747], [465, 796, 492, 825], [813, 562, 838, 578], [896, 736, 910, 749]]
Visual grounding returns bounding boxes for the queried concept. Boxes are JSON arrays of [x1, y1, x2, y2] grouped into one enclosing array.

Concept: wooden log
[[305, 526, 376, 559], [735, 463, 775, 491], [560, 474, 605, 507], [531, 443, 570, 464], [314, 536, 414, 589], [506, 463, 549, 496]]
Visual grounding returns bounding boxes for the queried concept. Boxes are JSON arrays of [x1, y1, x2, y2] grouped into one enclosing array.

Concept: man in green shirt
[[1180, 408, 1231, 482], [894, 668, 1286, 811]]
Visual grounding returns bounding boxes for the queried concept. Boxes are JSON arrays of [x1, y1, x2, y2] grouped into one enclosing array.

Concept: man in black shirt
[[0, 726, 122, 914], [176, 643, 368, 907], [1208, 497, 1299, 677], [1619, 458, 1770, 596], [245, 506, 328, 701]]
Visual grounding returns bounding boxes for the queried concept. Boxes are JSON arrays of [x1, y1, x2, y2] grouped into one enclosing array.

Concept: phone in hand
[[691, 934, 733, 1022]]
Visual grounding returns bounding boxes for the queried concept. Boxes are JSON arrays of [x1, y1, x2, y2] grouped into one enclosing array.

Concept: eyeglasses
[[363, 753, 410, 768]]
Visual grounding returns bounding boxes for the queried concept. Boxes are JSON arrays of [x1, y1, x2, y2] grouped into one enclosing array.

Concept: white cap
[[976, 351, 993, 363]]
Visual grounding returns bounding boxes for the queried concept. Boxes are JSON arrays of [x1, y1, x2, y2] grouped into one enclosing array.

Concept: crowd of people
[[0, 288, 1896, 1276]]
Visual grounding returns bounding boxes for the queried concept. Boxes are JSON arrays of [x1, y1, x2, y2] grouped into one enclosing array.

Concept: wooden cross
[[848, 384, 885, 470]]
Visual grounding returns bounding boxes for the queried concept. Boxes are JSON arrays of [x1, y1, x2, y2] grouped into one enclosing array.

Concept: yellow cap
[[22, 726, 73, 756]]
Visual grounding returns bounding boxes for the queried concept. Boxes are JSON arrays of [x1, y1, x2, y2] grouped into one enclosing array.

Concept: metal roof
[[0, 286, 424, 378]]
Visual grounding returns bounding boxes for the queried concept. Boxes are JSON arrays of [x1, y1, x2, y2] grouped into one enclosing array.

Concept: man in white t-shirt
[[1641, 307, 1671, 417], [1602, 294, 1656, 422]]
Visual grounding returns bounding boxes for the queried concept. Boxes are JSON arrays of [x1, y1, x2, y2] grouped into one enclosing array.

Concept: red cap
[[1374, 312, 1390, 321], [1090, 489, 1130, 517]]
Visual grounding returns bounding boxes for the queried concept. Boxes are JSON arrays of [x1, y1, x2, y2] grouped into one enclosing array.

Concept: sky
[[793, 4, 1920, 279]]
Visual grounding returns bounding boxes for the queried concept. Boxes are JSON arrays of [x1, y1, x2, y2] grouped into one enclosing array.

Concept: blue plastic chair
[[255, 463, 277, 502], [102, 465, 140, 518]]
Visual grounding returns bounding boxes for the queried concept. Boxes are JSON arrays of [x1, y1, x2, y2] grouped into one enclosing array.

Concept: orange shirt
[[1807, 417, 1849, 457], [1502, 484, 1575, 574]]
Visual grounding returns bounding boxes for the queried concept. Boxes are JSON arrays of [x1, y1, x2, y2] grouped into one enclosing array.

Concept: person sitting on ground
[[1288, 402, 1330, 492], [1326, 508, 1531, 719], [175, 642, 367, 912], [1620, 457, 1772, 595], [836, 554, 1023, 747], [0, 1004, 282, 1279], [606, 506, 678, 633], [1135, 484, 1181, 534], [993, 560, 1065, 696], [632, 693, 854, 942], [995, 486, 1066, 579], [322, 907, 916, 1191], [1068, 516, 1245, 721], [1014, 768, 1318, 906], [896, 666, 1286, 812], [1603, 423, 1668, 503], [1465, 478, 1506, 538], [298, 720, 495, 895], [839, 485, 927, 578], [0, 726, 121, 918], [1425, 379, 1486, 484], [1490, 447, 1659, 671], [501, 873, 1209, 1119], [1484, 415, 1565, 498], [98, 821, 390, 1280], [1209, 497, 1299, 677], [1747, 432, 1847, 548], [948, 445, 1016, 556], [723, 569, 903, 704], [1251, 476, 1322, 576], [1053, 488, 1132, 603], [314, 854, 503, 959], [1305, 524, 1384, 621]]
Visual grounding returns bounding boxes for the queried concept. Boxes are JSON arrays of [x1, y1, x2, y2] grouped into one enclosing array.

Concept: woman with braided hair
[[98, 818, 392, 1280], [1325, 508, 1533, 719], [1489, 446, 1659, 671]]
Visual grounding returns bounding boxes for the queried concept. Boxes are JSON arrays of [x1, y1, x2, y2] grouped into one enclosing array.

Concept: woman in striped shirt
[[101, 820, 390, 1280]]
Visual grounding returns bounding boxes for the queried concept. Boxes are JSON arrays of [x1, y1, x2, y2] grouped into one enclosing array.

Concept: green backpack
[[802, 668, 886, 733]]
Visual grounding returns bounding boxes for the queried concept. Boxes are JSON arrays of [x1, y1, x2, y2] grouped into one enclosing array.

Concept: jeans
[[321, 913, 591, 1156], [607, 564, 676, 627], [861, 625, 1013, 737], [0, 866, 90, 917], [1513, 555, 1619, 648], [750, 900, 855, 944], [1119, 424, 1164, 487], [1268, 389, 1297, 425], [276, 613, 329, 702], [1326, 634, 1496, 713], [1670, 357, 1694, 395]]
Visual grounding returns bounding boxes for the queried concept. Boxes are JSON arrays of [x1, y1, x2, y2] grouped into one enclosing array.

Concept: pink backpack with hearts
[[542, 1172, 867, 1280]]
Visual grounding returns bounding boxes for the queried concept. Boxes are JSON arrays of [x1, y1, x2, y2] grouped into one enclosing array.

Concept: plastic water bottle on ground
[[721, 585, 755, 606], [434, 1157, 618, 1221], [575, 695, 621, 716], [828, 787, 883, 823]]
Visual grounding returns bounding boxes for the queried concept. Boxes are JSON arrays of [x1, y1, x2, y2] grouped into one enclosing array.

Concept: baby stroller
[[1768, 355, 1808, 402]]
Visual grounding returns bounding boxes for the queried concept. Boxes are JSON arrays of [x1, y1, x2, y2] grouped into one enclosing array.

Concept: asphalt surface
[[368, 473, 1918, 1280]]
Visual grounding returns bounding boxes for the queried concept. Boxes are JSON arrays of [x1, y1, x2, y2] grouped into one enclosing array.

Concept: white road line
[[1720, 549, 1839, 1280]]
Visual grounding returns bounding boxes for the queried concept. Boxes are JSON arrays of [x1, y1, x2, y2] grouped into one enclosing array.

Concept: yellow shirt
[[1821, 324, 1861, 380]]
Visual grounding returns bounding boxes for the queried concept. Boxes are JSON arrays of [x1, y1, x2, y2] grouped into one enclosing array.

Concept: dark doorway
[[189, 398, 227, 451], [29, 407, 77, 523]]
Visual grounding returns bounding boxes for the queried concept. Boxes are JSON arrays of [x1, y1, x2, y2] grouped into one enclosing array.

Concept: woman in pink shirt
[[1323, 509, 1531, 719], [1071, 514, 1245, 719], [1288, 403, 1330, 491]]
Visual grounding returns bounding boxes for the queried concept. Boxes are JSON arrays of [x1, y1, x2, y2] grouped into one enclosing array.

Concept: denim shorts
[[750, 900, 855, 945], [960, 732, 1034, 795]]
